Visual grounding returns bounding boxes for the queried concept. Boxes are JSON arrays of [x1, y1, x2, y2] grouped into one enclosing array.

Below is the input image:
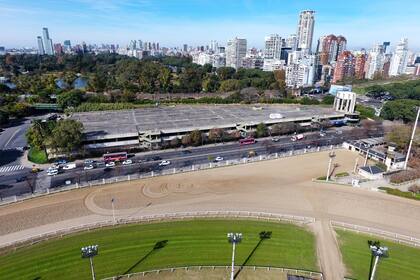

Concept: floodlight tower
[[227, 232, 242, 280], [326, 151, 336, 181], [81, 245, 99, 280], [368, 240, 389, 280]]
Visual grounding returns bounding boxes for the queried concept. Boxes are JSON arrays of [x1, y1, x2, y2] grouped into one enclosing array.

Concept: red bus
[[103, 152, 128, 162], [239, 138, 256, 146]]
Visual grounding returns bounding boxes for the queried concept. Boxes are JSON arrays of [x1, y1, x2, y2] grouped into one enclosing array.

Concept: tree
[[322, 95, 335, 105], [216, 67, 236, 80], [0, 109, 9, 125], [45, 120, 83, 157], [57, 90, 84, 109], [208, 128, 225, 143], [385, 124, 419, 151], [26, 120, 54, 157], [219, 79, 240, 92], [256, 123, 268, 137], [189, 130, 202, 146], [158, 67, 171, 93], [380, 99, 420, 122]]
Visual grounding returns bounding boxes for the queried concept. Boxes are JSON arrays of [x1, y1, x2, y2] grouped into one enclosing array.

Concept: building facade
[[264, 34, 282, 59], [226, 37, 247, 69], [296, 10, 315, 53], [332, 51, 355, 83], [42, 27, 54, 55], [389, 38, 409, 76]]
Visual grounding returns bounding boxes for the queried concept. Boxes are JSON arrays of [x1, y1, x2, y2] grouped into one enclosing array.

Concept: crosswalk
[[0, 165, 25, 173]]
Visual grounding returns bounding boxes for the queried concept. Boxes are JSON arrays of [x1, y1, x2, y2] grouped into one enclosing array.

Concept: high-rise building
[[286, 34, 298, 51], [53, 43, 63, 55], [138, 40, 143, 50], [285, 54, 316, 87], [336, 36, 347, 57], [63, 40, 71, 52], [318, 35, 346, 65], [389, 38, 409, 76], [382, 42, 391, 54], [365, 43, 385, 79], [226, 37, 247, 69], [183, 44, 188, 52], [296, 10, 315, 53], [354, 53, 367, 80], [42, 27, 54, 55], [37, 36, 45, 55], [264, 34, 282, 60], [332, 51, 355, 83]]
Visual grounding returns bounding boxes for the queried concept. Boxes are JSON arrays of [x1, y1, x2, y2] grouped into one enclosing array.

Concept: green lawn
[[0, 220, 318, 280], [337, 229, 420, 279], [27, 147, 48, 164]]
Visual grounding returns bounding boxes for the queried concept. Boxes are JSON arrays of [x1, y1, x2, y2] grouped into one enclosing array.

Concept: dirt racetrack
[[1, 149, 420, 279]]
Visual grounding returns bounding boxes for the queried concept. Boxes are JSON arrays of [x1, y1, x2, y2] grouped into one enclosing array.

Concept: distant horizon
[[1, 0, 419, 51]]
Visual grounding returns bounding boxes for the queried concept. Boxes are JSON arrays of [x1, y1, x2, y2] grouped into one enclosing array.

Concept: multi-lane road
[[0, 127, 381, 199]]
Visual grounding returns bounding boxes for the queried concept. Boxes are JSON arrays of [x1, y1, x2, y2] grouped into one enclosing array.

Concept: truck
[[291, 134, 304, 142]]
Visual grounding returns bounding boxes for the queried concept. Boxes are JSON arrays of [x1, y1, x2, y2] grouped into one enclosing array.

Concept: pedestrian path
[[0, 165, 25, 173]]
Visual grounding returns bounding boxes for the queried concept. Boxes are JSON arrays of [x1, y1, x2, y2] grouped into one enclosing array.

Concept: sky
[[1, 0, 419, 50]]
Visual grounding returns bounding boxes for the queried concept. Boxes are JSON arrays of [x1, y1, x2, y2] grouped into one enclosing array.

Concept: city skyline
[[1, 0, 419, 50]]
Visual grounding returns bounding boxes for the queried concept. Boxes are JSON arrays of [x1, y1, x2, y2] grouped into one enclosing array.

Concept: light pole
[[81, 245, 99, 280], [111, 198, 116, 224], [368, 240, 389, 280], [404, 106, 420, 170], [227, 232, 242, 280], [326, 151, 336, 181]]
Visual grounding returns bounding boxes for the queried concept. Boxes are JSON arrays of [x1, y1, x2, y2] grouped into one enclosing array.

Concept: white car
[[319, 132, 326, 137], [84, 165, 94, 170], [63, 163, 76, 170], [105, 161, 116, 167], [48, 166, 58, 172], [47, 169, 59, 176], [215, 156, 224, 162], [122, 159, 133, 165], [271, 137, 280, 142], [84, 159, 95, 165], [159, 160, 171, 166]]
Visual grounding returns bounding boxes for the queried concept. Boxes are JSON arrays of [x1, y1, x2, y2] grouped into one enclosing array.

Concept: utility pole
[[404, 107, 420, 170], [367, 240, 388, 280], [81, 245, 99, 280], [111, 198, 116, 224], [227, 232, 242, 280], [326, 151, 336, 181]]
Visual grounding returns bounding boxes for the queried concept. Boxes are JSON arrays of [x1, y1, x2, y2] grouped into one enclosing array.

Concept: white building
[[42, 27, 54, 55], [264, 34, 282, 60], [296, 10, 315, 53], [389, 38, 409, 76], [263, 59, 285, 72], [333, 91, 356, 114], [285, 55, 316, 87], [286, 34, 298, 51], [226, 37, 247, 69], [365, 43, 385, 79]]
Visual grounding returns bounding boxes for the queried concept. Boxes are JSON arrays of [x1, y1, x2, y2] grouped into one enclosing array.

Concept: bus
[[103, 152, 128, 162], [239, 137, 256, 146]]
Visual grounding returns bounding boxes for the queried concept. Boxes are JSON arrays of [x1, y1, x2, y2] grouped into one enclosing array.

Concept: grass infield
[[0, 220, 317, 279], [336, 229, 420, 279]]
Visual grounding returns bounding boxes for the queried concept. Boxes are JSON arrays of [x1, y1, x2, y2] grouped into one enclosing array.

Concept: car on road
[[47, 169, 59, 176], [84, 165, 94, 170], [159, 160, 171, 166], [122, 159, 133, 165], [84, 159, 95, 165], [63, 163, 76, 170], [95, 161, 105, 168], [214, 156, 224, 162], [319, 132, 326, 137], [152, 156, 162, 161], [16, 176, 27, 182], [271, 137, 280, 142], [105, 161, 116, 167], [336, 130, 343, 135]]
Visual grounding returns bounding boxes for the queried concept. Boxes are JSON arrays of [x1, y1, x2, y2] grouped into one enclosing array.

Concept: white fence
[[101, 265, 324, 280], [0, 211, 315, 251], [0, 145, 343, 207], [331, 220, 420, 248]]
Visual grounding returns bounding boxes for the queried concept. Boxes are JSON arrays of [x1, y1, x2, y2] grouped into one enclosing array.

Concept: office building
[[354, 53, 367, 80], [42, 27, 54, 55], [389, 38, 409, 76], [37, 36, 45, 55], [285, 54, 316, 87], [264, 34, 282, 59], [286, 34, 298, 51], [63, 40, 71, 52], [226, 37, 247, 69], [54, 43, 63, 55], [296, 10, 315, 52], [365, 43, 385, 79]]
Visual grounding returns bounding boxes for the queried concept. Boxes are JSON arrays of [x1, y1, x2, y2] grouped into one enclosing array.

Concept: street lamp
[[326, 151, 336, 181], [81, 245, 99, 280], [368, 240, 389, 280], [227, 232, 242, 280], [404, 106, 420, 170]]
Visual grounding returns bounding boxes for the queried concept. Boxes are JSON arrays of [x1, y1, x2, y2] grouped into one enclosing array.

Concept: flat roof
[[70, 104, 344, 141]]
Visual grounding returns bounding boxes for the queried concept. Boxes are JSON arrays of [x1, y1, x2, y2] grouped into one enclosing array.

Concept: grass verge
[[336, 229, 420, 279], [0, 220, 318, 279], [27, 147, 48, 164], [378, 187, 420, 201]]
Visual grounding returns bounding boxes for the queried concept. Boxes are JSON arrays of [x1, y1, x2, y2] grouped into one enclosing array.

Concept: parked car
[[159, 160, 171, 166], [84, 159, 95, 165], [84, 165, 94, 170], [319, 132, 326, 137], [105, 161, 116, 167], [95, 161, 105, 168], [122, 159, 133, 165], [214, 156, 224, 162], [271, 137, 280, 142], [63, 163, 76, 170], [47, 169, 59, 176], [55, 159, 67, 165]]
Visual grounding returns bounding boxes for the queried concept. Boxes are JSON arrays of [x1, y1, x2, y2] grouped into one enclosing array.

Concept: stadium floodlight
[[367, 240, 389, 280], [404, 106, 419, 170], [326, 151, 336, 181], [81, 245, 99, 280], [227, 233, 242, 280]]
